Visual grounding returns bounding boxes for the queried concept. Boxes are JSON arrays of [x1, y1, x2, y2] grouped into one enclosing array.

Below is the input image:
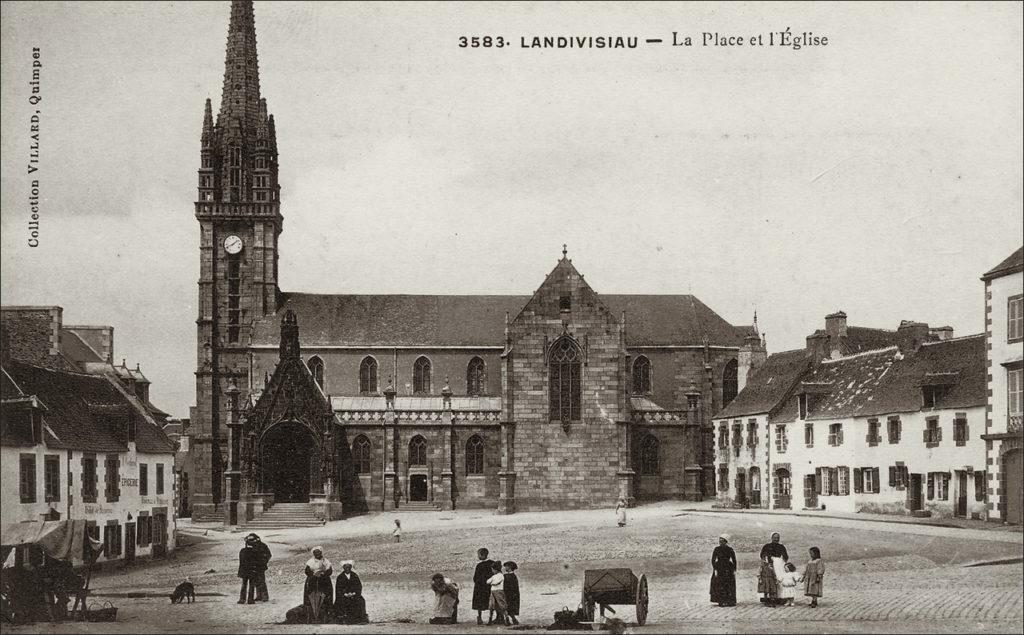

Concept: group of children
[[473, 548, 521, 626], [776, 547, 825, 608]]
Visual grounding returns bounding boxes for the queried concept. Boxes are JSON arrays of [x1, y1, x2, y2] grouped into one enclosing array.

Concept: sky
[[1, 1, 1021, 419]]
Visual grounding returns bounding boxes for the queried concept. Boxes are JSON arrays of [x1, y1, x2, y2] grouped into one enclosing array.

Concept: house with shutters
[[717, 310, 987, 519]]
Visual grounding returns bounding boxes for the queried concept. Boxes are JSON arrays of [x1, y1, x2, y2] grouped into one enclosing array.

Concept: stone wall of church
[[451, 425, 501, 509], [632, 426, 691, 500]]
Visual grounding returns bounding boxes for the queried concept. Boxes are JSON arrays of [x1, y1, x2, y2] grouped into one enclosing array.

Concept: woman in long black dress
[[472, 548, 494, 625], [303, 547, 334, 623], [709, 534, 737, 607], [334, 560, 368, 624], [757, 532, 788, 606]]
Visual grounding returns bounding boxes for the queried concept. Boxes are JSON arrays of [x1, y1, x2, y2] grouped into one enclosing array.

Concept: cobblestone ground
[[5, 504, 1022, 633]]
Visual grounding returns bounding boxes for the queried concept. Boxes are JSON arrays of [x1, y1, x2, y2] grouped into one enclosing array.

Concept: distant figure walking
[[472, 548, 494, 625], [237, 535, 261, 605], [503, 561, 520, 626], [430, 573, 460, 624], [615, 499, 627, 527], [709, 534, 737, 607], [758, 532, 789, 607], [803, 547, 825, 608], [393, 519, 402, 543], [303, 547, 333, 624]]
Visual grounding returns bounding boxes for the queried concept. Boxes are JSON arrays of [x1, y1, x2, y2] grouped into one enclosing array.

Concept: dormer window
[[798, 394, 808, 420], [922, 385, 946, 409]]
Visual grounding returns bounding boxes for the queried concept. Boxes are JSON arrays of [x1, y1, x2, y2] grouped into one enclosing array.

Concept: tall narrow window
[[226, 254, 241, 343], [1009, 367, 1023, 417], [409, 435, 427, 466], [466, 435, 485, 475], [19, 454, 36, 504], [413, 357, 431, 395], [549, 336, 582, 422], [467, 357, 486, 396], [81, 454, 97, 503], [139, 463, 149, 496], [359, 357, 378, 394], [1009, 295, 1023, 342], [639, 434, 659, 475], [352, 435, 372, 474], [44, 455, 60, 502], [104, 454, 120, 503], [632, 356, 651, 395], [308, 356, 325, 391], [156, 464, 165, 495], [722, 359, 739, 407]]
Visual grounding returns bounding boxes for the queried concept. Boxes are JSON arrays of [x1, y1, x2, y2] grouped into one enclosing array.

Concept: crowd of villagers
[[710, 532, 825, 608]]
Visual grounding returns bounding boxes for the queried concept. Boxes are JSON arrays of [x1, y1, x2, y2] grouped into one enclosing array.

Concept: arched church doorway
[[261, 421, 319, 503]]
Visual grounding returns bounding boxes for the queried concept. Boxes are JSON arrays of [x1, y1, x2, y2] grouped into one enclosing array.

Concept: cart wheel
[[635, 573, 649, 626]]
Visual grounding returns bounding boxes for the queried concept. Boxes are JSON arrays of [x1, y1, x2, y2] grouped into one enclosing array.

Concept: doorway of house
[[804, 474, 818, 509], [956, 471, 968, 517], [124, 522, 136, 565], [735, 471, 747, 506], [1005, 449, 1022, 524], [774, 469, 792, 509], [909, 473, 924, 512], [410, 474, 428, 502], [750, 468, 762, 507]]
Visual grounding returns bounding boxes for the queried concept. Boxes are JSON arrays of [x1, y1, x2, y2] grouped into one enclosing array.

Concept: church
[[189, 1, 765, 523]]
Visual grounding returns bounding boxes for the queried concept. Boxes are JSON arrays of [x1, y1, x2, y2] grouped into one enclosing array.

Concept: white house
[[981, 246, 1023, 524]]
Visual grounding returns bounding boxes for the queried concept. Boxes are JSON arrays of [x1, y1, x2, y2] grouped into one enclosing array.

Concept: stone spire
[[218, 0, 262, 130], [201, 98, 214, 149], [279, 310, 300, 361]]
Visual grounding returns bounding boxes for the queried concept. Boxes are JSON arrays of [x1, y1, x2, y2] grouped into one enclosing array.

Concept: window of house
[[718, 465, 729, 491], [19, 454, 36, 504], [466, 435, 485, 475], [352, 435, 372, 474], [804, 423, 814, 447], [308, 356, 325, 391], [137, 515, 152, 547], [953, 416, 968, 447], [828, 423, 843, 446], [467, 357, 486, 396], [81, 454, 98, 503], [44, 455, 60, 502], [104, 455, 120, 502], [718, 425, 729, 450], [639, 434, 659, 475], [413, 357, 432, 395], [722, 359, 738, 407], [1009, 295, 1023, 342], [632, 356, 651, 395], [775, 425, 788, 454], [924, 417, 941, 446], [409, 435, 427, 466], [798, 394, 808, 420], [819, 467, 833, 496], [867, 419, 881, 446], [929, 472, 950, 501], [838, 466, 849, 495], [889, 464, 909, 490], [732, 425, 742, 458], [747, 420, 758, 448], [887, 416, 901, 444], [139, 463, 148, 496], [862, 467, 879, 493], [359, 357, 378, 394], [548, 337, 581, 422], [156, 464, 165, 495], [975, 471, 986, 502], [104, 522, 122, 557], [1009, 367, 1023, 416]]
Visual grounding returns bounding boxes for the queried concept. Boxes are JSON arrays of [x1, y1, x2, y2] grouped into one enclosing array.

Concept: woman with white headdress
[[334, 560, 368, 624], [710, 534, 737, 607], [303, 547, 334, 623]]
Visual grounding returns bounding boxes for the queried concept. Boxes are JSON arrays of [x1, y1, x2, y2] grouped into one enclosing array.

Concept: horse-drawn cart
[[580, 568, 649, 626]]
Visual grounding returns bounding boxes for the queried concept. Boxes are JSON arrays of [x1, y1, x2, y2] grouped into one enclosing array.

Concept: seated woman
[[334, 560, 368, 624], [303, 547, 334, 624], [430, 573, 460, 625]]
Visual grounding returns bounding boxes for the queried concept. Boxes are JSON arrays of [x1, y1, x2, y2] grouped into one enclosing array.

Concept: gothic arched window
[[466, 435, 484, 475], [308, 356, 325, 391], [722, 359, 739, 407], [549, 336, 582, 422], [632, 355, 652, 395], [413, 357, 431, 395], [359, 356, 378, 394], [409, 435, 427, 466], [639, 434, 660, 475], [352, 435, 372, 474], [467, 357, 486, 396]]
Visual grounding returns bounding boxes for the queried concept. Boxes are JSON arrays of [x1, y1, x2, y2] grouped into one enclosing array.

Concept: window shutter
[[888, 466, 896, 487], [844, 466, 851, 495], [922, 428, 929, 444], [116, 458, 121, 498], [815, 468, 822, 494], [927, 473, 934, 500], [873, 468, 881, 493], [854, 468, 863, 493], [937, 427, 942, 442]]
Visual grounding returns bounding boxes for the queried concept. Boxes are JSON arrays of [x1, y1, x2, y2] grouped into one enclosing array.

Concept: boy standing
[[487, 560, 508, 626], [472, 548, 494, 625]]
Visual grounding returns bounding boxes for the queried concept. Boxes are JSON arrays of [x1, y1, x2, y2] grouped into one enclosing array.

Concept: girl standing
[[803, 547, 825, 608], [615, 499, 627, 527], [392, 519, 402, 543], [778, 562, 802, 606]]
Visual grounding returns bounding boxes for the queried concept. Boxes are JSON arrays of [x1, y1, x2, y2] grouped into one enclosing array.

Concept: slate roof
[[771, 334, 985, 423], [715, 348, 812, 420], [806, 326, 900, 356], [251, 292, 750, 348], [982, 246, 1023, 281], [0, 360, 174, 454]]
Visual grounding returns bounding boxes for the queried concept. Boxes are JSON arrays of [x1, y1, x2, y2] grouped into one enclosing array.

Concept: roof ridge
[[921, 333, 985, 344], [820, 345, 897, 363]]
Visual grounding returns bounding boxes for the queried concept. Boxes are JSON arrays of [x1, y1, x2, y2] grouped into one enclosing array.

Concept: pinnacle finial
[[562, 244, 567, 258]]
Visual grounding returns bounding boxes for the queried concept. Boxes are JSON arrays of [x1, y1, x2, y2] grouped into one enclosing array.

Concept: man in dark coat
[[333, 561, 368, 624], [248, 534, 272, 602], [710, 534, 737, 607], [237, 536, 261, 604], [472, 548, 494, 625]]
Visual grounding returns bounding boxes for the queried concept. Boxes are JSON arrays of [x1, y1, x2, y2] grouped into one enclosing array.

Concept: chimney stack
[[929, 326, 954, 341], [896, 320, 930, 355], [806, 331, 829, 363]]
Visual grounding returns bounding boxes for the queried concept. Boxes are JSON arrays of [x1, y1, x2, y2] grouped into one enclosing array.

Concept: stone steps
[[399, 501, 442, 512], [242, 503, 325, 529]]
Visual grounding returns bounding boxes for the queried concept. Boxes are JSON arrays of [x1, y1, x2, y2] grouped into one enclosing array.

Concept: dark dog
[[170, 580, 195, 604]]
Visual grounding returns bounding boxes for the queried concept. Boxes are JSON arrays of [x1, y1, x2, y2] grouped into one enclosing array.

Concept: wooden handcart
[[580, 568, 649, 626]]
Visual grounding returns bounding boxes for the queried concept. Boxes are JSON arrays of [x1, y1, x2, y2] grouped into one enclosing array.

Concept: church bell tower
[[192, 0, 282, 520]]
